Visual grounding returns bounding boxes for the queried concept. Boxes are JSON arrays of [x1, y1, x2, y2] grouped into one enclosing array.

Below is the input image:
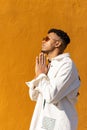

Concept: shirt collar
[[51, 53, 70, 61]]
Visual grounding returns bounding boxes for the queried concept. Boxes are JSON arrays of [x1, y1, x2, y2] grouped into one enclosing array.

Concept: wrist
[[35, 73, 42, 78], [35, 72, 46, 78]]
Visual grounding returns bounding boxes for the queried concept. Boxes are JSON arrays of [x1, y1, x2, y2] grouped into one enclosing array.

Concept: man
[[26, 28, 80, 130]]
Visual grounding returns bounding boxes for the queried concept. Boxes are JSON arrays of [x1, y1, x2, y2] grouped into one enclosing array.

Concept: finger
[[41, 53, 44, 64], [36, 56, 39, 65], [39, 53, 44, 64], [39, 53, 42, 64], [43, 54, 46, 64]]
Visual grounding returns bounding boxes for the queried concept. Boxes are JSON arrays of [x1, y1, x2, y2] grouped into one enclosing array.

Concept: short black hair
[[48, 28, 70, 46]]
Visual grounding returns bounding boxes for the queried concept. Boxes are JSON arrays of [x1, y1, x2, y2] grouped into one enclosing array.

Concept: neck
[[47, 49, 63, 61]]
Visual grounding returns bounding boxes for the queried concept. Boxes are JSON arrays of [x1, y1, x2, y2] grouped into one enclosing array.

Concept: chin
[[41, 50, 48, 54]]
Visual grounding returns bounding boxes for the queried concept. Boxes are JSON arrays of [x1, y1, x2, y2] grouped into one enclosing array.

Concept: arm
[[26, 61, 72, 102], [25, 53, 48, 101], [26, 74, 45, 101], [35, 61, 80, 104], [26, 53, 80, 103]]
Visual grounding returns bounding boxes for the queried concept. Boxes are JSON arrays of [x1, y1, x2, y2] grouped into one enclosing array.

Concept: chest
[[47, 60, 62, 79]]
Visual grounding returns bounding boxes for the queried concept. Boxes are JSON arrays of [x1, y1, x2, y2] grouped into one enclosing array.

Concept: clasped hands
[[35, 53, 48, 77]]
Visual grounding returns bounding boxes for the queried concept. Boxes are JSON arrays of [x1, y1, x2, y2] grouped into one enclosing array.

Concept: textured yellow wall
[[0, 0, 87, 130]]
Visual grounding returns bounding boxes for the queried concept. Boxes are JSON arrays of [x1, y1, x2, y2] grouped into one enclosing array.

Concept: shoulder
[[51, 53, 73, 69]]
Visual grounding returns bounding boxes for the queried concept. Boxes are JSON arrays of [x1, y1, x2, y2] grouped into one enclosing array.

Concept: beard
[[41, 49, 49, 54], [41, 50, 47, 53]]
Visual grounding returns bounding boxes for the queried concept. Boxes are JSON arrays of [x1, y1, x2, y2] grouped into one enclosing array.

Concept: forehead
[[47, 32, 59, 39]]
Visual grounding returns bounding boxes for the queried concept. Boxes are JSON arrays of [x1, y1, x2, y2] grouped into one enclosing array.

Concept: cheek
[[49, 42, 55, 48], [42, 41, 55, 50], [46, 44, 53, 49], [47, 42, 55, 47]]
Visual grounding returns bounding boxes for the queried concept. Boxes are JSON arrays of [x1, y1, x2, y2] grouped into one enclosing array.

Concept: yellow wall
[[0, 0, 87, 129]]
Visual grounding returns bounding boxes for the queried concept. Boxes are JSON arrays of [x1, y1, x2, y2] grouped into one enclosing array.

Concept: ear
[[55, 41, 62, 48]]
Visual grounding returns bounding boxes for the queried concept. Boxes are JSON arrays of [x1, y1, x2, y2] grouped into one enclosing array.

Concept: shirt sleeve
[[25, 74, 46, 101], [36, 61, 80, 104], [26, 61, 80, 104]]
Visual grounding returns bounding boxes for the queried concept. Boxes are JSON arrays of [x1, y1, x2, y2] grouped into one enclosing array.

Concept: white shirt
[[26, 53, 80, 130]]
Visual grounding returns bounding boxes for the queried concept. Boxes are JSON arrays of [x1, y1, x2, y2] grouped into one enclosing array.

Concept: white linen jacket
[[26, 53, 80, 130]]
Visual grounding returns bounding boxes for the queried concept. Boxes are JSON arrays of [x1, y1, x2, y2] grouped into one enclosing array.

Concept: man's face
[[41, 32, 60, 54]]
